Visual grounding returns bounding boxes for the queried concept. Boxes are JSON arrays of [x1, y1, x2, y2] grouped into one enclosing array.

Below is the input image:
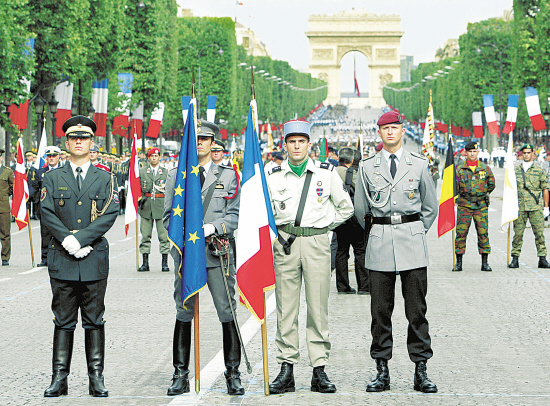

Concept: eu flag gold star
[[191, 165, 200, 176], [188, 231, 200, 244], [181, 170, 186, 179], [172, 204, 183, 217], [174, 185, 184, 196]]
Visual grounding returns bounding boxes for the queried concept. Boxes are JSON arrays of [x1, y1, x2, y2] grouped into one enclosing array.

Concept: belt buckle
[[390, 214, 402, 225]]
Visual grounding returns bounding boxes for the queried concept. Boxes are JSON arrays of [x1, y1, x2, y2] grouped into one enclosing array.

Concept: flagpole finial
[[251, 67, 255, 100], [192, 67, 196, 100]]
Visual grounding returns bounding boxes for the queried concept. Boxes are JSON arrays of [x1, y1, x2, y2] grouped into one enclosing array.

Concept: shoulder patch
[[363, 154, 376, 161], [40, 187, 47, 202], [410, 151, 426, 160], [318, 162, 334, 171], [268, 166, 282, 175]]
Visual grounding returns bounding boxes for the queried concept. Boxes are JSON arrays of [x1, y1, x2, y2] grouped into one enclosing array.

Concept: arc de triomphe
[[307, 10, 403, 109]]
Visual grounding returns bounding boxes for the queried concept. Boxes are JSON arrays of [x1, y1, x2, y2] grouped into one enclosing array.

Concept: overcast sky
[[177, 0, 513, 92]]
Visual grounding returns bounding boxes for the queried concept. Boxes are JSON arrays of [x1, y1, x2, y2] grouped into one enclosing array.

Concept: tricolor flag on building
[[472, 111, 484, 138], [11, 138, 29, 230], [145, 102, 165, 139], [438, 137, 457, 238], [236, 99, 276, 323], [483, 95, 500, 136], [501, 131, 518, 229], [92, 79, 109, 137], [181, 96, 191, 126], [525, 87, 547, 132], [125, 129, 141, 234], [503, 95, 519, 135], [130, 101, 144, 140], [206, 95, 217, 123], [54, 81, 74, 138], [112, 73, 133, 138]]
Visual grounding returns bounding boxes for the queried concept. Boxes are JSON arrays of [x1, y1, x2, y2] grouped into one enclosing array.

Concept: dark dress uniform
[[35, 163, 61, 266], [0, 160, 14, 264], [42, 115, 119, 398]]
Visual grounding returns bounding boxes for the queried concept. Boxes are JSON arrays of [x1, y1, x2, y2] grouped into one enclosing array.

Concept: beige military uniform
[[266, 159, 353, 367]]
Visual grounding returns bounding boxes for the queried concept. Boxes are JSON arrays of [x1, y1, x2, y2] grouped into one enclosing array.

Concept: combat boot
[[481, 253, 492, 272], [366, 359, 390, 392], [413, 361, 438, 393], [138, 253, 150, 272], [222, 321, 245, 395], [509, 255, 519, 268], [85, 326, 108, 397], [44, 328, 74, 397], [538, 257, 550, 268], [453, 254, 463, 272], [161, 254, 170, 272], [311, 366, 337, 393], [167, 320, 191, 395], [269, 362, 295, 394]]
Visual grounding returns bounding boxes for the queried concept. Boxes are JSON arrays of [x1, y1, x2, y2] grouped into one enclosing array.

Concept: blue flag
[[167, 101, 207, 308]]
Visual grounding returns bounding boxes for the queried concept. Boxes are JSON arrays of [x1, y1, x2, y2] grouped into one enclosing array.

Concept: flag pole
[[507, 223, 511, 262], [135, 218, 139, 271], [194, 294, 200, 394], [452, 229, 456, 269], [27, 208, 35, 267], [261, 294, 270, 396]]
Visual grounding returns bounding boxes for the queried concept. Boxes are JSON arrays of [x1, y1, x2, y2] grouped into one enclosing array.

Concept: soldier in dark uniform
[[0, 149, 13, 265], [26, 151, 39, 219], [41, 116, 119, 398], [34, 146, 62, 267]]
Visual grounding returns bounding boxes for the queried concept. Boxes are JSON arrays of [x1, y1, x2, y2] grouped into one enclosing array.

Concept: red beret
[[376, 142, 384, 152], [377, 111, 403, 126], [147, 147, 160, 157]]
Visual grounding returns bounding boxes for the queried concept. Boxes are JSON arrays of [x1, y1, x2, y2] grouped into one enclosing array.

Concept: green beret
[[520, 143, 534, 151]]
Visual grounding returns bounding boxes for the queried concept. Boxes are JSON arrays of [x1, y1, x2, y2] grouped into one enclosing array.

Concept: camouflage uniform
[[455, 160, 495, 255], [512, 162, 549, 257]]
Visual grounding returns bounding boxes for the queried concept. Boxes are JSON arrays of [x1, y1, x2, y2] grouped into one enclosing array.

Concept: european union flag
[[167, 101, 207, 308]]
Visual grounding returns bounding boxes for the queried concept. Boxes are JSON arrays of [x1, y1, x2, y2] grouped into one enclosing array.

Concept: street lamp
[[49, 94, 59, 140], [35, 93, 46, 145], [477, 42, 511, 146], [178, 44, 224, 118]]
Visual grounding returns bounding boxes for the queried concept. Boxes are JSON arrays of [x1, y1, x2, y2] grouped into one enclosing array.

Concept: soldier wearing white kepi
[[355, 111, 438, 394], [266, 120, 353, 395]]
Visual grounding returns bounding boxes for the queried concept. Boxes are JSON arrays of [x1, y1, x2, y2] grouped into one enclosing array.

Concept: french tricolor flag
[[503, 94, 519, 135], [483, 95, 500, 136], [472, 111, 484, 139], [145, 102, 165, 139], [236, 99, 276, 323], [181, 96, 191, 126], [92, 79, 109, 137], [54, 81, 74, 137], [206, 95, 217, 123], [130, 101, 144, 139], [112, 73, 133, 138], [525, 87, 547, 132]]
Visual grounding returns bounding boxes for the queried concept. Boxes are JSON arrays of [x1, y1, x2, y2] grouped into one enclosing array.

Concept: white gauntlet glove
[[544, 207, 549, 218], [62, 235, 81, 255], [74, 246, 93, 259], [204, 224, 216, 237]]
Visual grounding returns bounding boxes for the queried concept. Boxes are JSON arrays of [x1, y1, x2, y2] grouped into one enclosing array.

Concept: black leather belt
[[372, 213, 420, 225]]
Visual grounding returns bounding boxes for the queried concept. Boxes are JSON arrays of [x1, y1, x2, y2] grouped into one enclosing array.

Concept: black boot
[[509, 255, 519, 268], [269, 362, 295, 394], [222, 321, 245, 395], [44, 328, 74, 397], [414, 361, 438, 393], [138, 253, 149, 272], [311, 365, 336, 393], [453, 254, 463, 272], [85, 327, 108, 397], [481, 253, 492, 272], [366, 359, 390, 392], [539, 256, 550, 268], [162, 254, 170, 272], [167, 320, 192, 395]]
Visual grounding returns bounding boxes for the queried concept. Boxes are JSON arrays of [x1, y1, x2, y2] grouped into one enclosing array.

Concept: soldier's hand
[[74, 246, 93, 259], [204, 223, 216, 237], [62, 235, 81, 255]]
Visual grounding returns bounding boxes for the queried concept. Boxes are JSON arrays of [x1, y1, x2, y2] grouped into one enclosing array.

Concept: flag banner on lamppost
[[54, 81, 74, 137], [503, 95, 519, 135], [206, 95, 217, 123], [525, 87, 547, 132], [130, 101, 144, 140], [112, 73, 133, 138], [145, 102, 165, 139], [92, 79, 109, 137], [483, 95, 500, 136], [181, 96, 192, 126], [472, 111, 484, 138]]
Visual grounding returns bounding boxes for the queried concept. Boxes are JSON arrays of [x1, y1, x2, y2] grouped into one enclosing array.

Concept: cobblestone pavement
[[2, 161, 550, 406]]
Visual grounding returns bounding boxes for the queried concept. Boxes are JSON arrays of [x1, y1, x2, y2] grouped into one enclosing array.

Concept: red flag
[[11, 138, 29, 230], [124, 130, 141, 234], [8, 101, 29, 130]]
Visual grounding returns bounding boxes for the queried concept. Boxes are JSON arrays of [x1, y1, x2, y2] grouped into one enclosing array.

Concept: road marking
[[0, 278, 11, 283], [19, 267, 46, 275], [169, 293, 276, 405], [119, 236, 136, 242]]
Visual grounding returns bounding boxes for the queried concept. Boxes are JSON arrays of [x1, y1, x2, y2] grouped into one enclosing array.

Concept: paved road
[[3, 157, 550, 405]]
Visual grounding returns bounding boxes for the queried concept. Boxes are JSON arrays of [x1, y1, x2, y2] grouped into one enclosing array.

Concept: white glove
[[204, 224, 216, 237], [74, 246, 93, 259], [62, 235, 81, 255], [544, 207, 549, 218]]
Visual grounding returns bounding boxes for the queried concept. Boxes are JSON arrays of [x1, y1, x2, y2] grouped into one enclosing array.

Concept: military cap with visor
[[45, 146, 62, 156], [211, 140, 225, 152], [197, 120, 219, 138], [464, 141, 479, 151], [62, 115, 97, 138], [284, 120, 311, 141]]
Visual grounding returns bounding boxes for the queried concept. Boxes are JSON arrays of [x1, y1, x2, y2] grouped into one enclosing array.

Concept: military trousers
[[335, 220, 369, 292], [455, 205, 490, 255], [512, 209, 547, 257], [50, 277, 107, 330], [139, 216, 170, 254], [273, 230, 331, 368], [173, 258, 236, 323], [0, 211, 10, 260], [40, 219, 52, 262], [369, 268, 433, 363]]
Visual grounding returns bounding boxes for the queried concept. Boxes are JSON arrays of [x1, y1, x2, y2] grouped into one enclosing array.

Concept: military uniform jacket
[[0, 165, 14, 213], [456, 160, 495, 209], [40, 164, 119, 281], [354, 149, 438, 272], [164, 162, 240, 268], [139, 164, 168, 220], [266, 159, 353, 229], [515, 162, 550, 211]]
